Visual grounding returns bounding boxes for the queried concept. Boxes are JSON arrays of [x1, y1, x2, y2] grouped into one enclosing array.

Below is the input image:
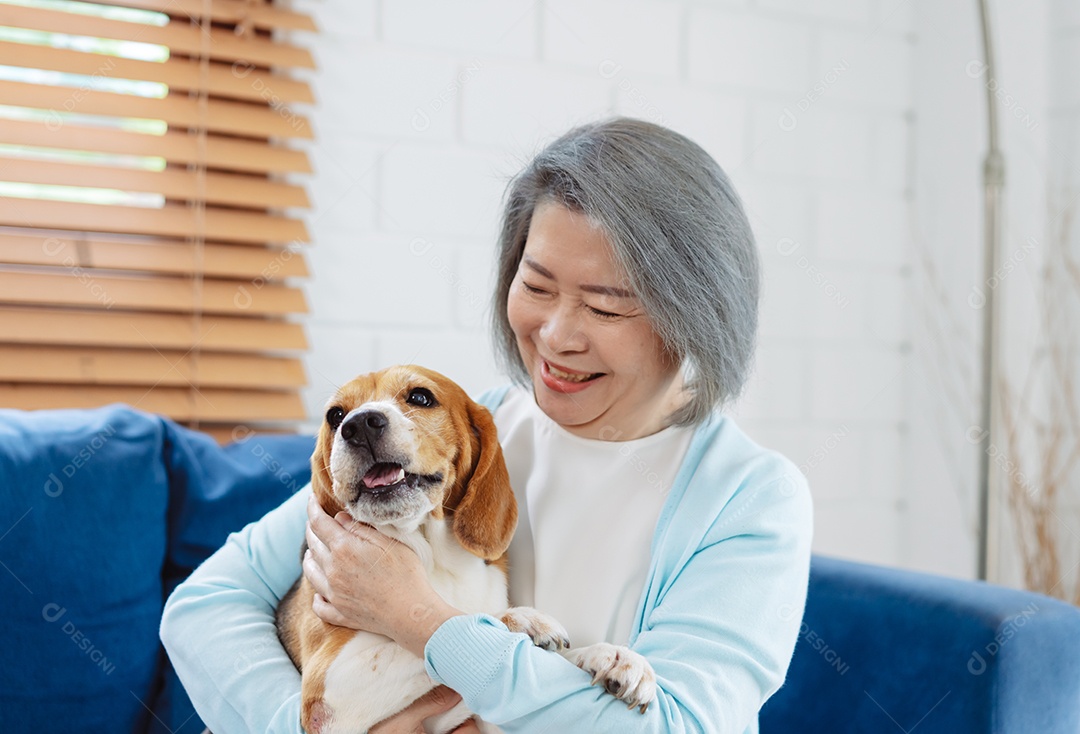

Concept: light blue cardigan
[[161, 387, 813, 733]]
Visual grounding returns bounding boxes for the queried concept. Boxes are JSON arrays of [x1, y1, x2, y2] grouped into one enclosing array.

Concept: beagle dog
[[276, 365, 655, 734]]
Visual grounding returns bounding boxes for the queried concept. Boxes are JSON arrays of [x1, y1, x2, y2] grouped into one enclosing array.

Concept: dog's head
[[310, 365, 517, 561]]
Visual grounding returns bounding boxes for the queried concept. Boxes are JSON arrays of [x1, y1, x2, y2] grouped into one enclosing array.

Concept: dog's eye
[[405, 387, 437, 408], [325, 406, 345, 428]]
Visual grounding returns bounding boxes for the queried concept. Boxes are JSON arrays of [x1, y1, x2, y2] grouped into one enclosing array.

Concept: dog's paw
[[563, 643, 657, 714], [500, 606, 571, 652]]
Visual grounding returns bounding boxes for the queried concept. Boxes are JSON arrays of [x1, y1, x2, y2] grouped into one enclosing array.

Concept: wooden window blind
[[0, 0, 316, 442]]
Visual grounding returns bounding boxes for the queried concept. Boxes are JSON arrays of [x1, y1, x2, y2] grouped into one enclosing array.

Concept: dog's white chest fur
[[319, 517, 508, 734]]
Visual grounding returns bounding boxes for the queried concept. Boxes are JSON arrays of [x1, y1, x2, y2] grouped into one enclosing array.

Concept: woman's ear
[[450, 400, 517, 561], [309, 425, 344, 517]]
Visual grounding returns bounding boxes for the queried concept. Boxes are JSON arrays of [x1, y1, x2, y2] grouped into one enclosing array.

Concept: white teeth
[[548, 364, 595, 383], [394, 467, 405, 483]]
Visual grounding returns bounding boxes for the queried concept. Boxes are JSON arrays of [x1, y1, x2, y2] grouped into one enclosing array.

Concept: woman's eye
[[588, 306, 622, 319], [522, 282, 548, 295], [325, 406, 345, 428], [406, 387, 437, 408]]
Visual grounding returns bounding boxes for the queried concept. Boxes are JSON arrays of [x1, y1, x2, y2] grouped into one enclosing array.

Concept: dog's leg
[[499, 606, 571, 651], [562, 642, 656, 714], [298, 650, 336, 734]]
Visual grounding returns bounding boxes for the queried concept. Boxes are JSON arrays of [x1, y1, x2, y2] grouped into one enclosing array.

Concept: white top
[[494, 386, 695, 647]]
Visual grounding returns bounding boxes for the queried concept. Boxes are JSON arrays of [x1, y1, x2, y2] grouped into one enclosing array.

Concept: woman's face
[[506, 200, 684, 440]]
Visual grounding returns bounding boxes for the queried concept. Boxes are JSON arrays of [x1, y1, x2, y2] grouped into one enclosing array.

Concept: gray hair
[[491, 117, 760, 426]]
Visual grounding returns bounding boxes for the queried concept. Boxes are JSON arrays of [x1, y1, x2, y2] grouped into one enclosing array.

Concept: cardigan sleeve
[[424, 471, 814, 734], [160, 485, 310, 734]]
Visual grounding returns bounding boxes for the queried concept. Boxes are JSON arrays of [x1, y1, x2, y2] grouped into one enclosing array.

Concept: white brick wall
[[291, 0, 998, 573], [380, 145, 509, 238], [542, 0, 683, 77], [687, 10, 813, 94], [459, 63, 612, 150], [382, 1, 537, 59]]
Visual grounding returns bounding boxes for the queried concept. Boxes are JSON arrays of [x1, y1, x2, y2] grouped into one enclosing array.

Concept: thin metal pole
[[975, 0, 1004, 582]]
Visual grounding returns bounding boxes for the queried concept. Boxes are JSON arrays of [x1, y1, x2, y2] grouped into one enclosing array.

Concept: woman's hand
[[302, 495, 462, 656], [369, 686, 482, 734]]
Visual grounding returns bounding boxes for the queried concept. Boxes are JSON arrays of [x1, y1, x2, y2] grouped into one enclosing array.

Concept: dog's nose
[[339, 410, 388, 446]]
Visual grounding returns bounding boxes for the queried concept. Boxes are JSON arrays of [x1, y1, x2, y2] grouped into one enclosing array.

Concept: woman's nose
[[538, 302, 587, 353]]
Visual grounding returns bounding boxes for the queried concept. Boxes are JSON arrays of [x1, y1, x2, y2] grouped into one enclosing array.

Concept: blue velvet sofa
[[1, 404, 1078, 733]]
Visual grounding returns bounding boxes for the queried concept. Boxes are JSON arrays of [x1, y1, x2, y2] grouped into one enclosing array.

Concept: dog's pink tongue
[[362, 463, 404, 489]]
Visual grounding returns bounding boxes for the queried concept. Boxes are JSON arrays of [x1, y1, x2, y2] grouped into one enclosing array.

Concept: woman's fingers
[[304, 524, 325, 564], [306, 495, 341, 550], [310, 589, 350, 628], [301, 546, 326, 589], [333, 510, 390, 550], [307, 496, 384, 552], [411, 685, 462, 717]]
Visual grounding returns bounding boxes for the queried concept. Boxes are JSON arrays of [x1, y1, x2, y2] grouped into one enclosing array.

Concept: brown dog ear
[[309, 424, 344, 517], [449, 400, 517, 561]]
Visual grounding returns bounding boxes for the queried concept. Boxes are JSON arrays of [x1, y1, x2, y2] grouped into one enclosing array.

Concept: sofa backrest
[[0, 404, 314, 734], [760, 555, 1080, 733]]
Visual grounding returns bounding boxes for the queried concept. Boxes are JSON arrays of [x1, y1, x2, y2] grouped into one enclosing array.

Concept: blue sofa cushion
[[0, 405, 170, 733], [760, 555, 1080, 734], [0, 404, 315, 734]]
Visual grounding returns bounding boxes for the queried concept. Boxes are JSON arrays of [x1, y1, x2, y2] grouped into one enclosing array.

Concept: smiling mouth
[[544, 361, 603, 383], [358, 462, 441, 497]]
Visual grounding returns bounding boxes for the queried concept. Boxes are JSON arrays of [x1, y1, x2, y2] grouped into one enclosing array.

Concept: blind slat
[[0, 119, 312, 174], [1, 4, 316, 69], [1, 80, 313, 140], [0, 384, 306, 422], [0, 40, 315, 103], [95, 0, 318, 32], [0, 155, 311, 209], [0, 345, 306, 388], [0, 271, 308, 315], [0, 198, 309, 244], [0, 306, 308, 351], [0, 231, 308, 278]]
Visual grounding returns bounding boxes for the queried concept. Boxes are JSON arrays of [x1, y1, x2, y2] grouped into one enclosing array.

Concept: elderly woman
[[161, 118, 813, 734]]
